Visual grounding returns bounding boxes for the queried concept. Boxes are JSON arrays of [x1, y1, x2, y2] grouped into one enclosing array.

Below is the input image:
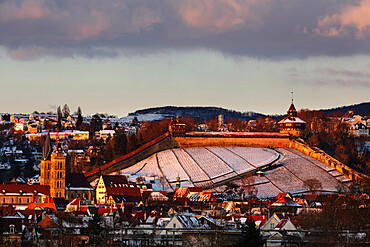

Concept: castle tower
[[278, 94, 306, 136], [40, 132, 66, 198]]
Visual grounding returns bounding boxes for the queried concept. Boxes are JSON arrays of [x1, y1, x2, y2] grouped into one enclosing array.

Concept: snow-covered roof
[[278, 117, 306, 124]]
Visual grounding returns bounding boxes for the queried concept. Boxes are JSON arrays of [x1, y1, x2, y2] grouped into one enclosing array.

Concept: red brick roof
[[102, 175, 128, 188], [0, 183, 50, 196]]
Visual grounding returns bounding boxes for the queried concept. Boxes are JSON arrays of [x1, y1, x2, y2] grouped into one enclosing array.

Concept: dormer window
[[9, 224, 15, 234]]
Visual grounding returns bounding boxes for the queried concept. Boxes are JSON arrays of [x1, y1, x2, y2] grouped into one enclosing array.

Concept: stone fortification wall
[[174, 137, 290, 148], [86, 133, 179, 182], [86, 133, 289, 182], [290, 139, 368, 185]]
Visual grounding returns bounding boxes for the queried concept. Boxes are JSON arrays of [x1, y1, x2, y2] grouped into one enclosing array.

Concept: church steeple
[[42, 131, 52, 161]]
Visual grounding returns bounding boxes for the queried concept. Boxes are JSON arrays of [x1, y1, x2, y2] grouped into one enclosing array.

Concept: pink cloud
[[316, 0, 370, 39], [131, 8, 161, 33], [69, 11, 110, 40], [0, 0, 49, 21], [177, 0, 265, 31]]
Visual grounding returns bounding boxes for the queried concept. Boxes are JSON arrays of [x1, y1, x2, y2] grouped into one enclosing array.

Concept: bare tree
[[304, 179, 323, 194], [62, 104, 70, 118]]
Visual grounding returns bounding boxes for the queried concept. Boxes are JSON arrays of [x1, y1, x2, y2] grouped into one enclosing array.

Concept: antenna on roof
[[291, 91, 294, 103]]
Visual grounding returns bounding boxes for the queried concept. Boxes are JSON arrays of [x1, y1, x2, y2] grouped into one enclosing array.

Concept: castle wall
[[174, 137, 290, 148], [86, 134, 291, 182], [86, 133, 179, 181], [289, 140, 368, 185]]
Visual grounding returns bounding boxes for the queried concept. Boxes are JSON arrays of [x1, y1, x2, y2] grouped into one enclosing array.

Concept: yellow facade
[[40, 150, 66, 198], [96, 176, 107, 203]]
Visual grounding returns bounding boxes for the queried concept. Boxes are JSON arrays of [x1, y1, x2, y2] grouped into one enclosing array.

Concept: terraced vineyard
[[115, 147, 349, 196]]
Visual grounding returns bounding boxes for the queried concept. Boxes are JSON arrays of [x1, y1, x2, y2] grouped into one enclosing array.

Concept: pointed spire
[[287, 92, 297, 118], [291, 91, 294, 103], [42, 131, 52, 160]]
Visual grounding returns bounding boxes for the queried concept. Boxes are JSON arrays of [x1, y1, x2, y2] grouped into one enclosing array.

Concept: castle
[[278, 99, 306, 136]]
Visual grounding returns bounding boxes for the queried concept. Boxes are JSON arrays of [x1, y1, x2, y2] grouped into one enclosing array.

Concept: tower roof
[[287, 102, 297, 118], [42, 132, 52, 160], [288, 103, 297, 113]]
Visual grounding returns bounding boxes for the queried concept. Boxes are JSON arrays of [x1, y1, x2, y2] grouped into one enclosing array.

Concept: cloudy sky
[[0, 0, 369, 116]]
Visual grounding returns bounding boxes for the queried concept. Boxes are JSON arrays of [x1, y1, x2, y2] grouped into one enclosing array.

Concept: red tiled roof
[[288, 103, 297, 113], [66, 173, 92, 188], [0, 183, 50, 196], [174, 187, 202, 199], [102, 175, 128, 188], [38, 215, 59, 228], [106, 187, 141, 197], [275, 219, 288, 230]]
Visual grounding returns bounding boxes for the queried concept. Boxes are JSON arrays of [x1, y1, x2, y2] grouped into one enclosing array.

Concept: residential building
[[95, 175, 128, 203]]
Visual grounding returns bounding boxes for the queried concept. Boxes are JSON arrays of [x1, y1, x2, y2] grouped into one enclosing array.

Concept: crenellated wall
[[289, 139, 368, 185], [174, 137, 290, 148]]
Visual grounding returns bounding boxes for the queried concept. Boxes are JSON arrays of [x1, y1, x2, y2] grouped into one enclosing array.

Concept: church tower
[[40, 132, 66, 198]]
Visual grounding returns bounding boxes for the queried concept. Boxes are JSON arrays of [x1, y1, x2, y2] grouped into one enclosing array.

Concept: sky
[[0, 0, 369, 117]]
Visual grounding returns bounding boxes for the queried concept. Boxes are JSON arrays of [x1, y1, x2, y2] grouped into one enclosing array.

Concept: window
[[19, 198, 21, 203], [9, 224, 15, 234], [270, 223, 275, 230]]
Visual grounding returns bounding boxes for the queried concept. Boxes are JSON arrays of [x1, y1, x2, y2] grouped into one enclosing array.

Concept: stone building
[[278, 100, 306, 136], [40, 133, 66, 198]]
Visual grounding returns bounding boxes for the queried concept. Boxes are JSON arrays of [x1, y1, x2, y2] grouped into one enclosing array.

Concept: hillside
[[128, 106, 264, 121], [319, 102, 370, 116], [127, 102, 370, 122]]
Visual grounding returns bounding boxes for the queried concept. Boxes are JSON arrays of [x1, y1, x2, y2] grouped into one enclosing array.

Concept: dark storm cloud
[[0, 0, 369, 59]]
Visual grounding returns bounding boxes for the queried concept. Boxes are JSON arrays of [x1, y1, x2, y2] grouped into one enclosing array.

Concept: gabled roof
[[174, 187, 202, 199], [106, 187, 141, 197], [102, 175, 128, 188], [271, 196, 302, 207], [65, 173, 93, 189], [0, 183, 50, 196], [175, 214, 209, 229], [37, 215, 59, 228]]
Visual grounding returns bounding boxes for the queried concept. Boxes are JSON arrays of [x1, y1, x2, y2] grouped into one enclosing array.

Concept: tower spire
[[42, 131, 52, 160], [291, 91, 294, 103]]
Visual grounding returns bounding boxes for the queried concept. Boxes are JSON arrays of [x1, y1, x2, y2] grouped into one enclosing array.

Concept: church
[[40, 133, 66, 198]]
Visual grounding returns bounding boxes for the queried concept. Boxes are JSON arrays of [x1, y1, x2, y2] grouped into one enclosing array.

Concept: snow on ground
[[281, 157, 340, 192], [328, 170, 344, 177], [226, 147, 278, 168], [280, 148, 335, 172], [114, 146, 349, 197], [335, 175, 352, 183], [172, 149, 210, 182], [206, 147, 255, 174], [278, 148, 343, 191], [157, 150, 190, 183], [254, 182, 283, 199], [184, 148, 234, 179], [264, 166, 305, 194]]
